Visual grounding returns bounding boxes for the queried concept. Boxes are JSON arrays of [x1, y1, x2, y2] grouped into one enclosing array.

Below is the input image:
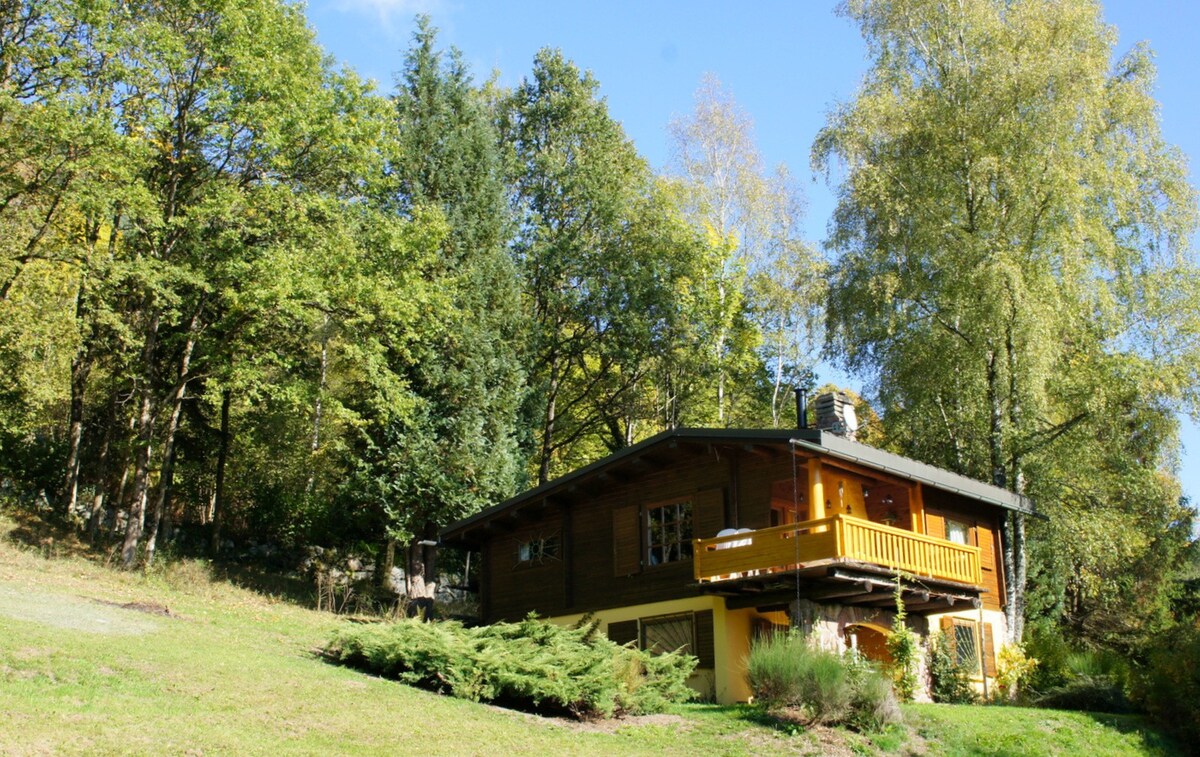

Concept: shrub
[[1135, 625, 1200, 745], [323, 614, 696, 719], [928, 632, 976, 704], [995, 642, 1038, 701], [1023, 621, 1072, 694], [1033, 649, 1132, 713], [746, 631, 901, 731], [886, 584, 919, 701]]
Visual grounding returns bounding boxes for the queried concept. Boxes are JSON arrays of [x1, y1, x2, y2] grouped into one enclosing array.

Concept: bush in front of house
[[746, 631, 901, 731], [927, 632, 977, 704], [322, 614, 696, 719]]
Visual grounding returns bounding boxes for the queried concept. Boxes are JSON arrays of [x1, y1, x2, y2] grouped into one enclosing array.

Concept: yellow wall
[[927, 607, 1008, 696], [823, 471, 869, 520], [552, 597, 720, 701], [550, 597, 784, 704]]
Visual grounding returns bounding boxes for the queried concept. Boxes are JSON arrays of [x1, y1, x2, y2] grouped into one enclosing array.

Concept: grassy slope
[[0, 515, 1183, 756]]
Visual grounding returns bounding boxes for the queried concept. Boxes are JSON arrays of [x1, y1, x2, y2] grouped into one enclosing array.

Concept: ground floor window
[[641, 613, 694, 656], [941, 617, 981, 672], [607, 610, 715, 668]]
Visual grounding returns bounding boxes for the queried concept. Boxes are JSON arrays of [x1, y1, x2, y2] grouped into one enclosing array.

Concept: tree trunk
[[87, 393, 119, 541], [305, 314, 329, 494], [62, 221, 103, 519], [145, 307, 201, 567], [209, 388, 231, 556], [405, 523, 439, 617], [121, 308, 161, 568], [374, 537, 396, 592], [538, 367, 559, 486], [62, 349, 91, 518], [1011, 511, 1027, 641]]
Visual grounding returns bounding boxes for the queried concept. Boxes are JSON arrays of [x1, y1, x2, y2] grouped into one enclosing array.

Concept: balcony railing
[[693, 514, 982, 586]]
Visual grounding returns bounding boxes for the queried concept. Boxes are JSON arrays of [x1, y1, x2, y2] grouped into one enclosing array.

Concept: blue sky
[[305, 0, 1200, 508]]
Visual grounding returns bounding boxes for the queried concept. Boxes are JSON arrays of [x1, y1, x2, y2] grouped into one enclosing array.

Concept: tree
[[668, 76, 820, 426], [503, 49, 696, 483], [357, 17, 526, 598], [814, 0, 1199, 642]]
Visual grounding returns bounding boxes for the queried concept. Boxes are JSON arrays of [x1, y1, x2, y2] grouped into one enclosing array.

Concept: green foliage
[[745, 631, 901, 731], [885, 584, 918, 701], [502, 49, 707, 481], [1026, 633, 1133, 713], [994, 642, 1038, 701], [817, 0, 1200, 647], [927, 632, 977, 704], [1135, 625, 1200, 746], [323, 614, 696, 719]]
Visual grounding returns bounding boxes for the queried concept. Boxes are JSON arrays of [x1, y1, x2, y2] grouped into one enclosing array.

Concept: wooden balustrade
[[693, 514, 981, 585]]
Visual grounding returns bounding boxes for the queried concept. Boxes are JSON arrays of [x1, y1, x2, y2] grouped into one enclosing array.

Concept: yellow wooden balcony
[[693, 514, 982, 586]]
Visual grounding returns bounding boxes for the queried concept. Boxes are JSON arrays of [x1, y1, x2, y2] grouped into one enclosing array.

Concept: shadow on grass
[[2, 504, 321, 610], [1082, 712, 1186, 757], [2, 506, 110, 561], [209, 561, 315, 607]]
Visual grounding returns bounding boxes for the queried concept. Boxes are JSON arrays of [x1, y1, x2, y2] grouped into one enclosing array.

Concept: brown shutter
[[976, 522, 995, 567], [926, 510, 946, 540], [694, 487, 726, 542], [693, 610, 715, 669], [976, 519, 1001, 608], [982, 622, 997, 677], [607, 619, 639, 646], [613, 504, 641, 576], [940, 616, 955, 657]]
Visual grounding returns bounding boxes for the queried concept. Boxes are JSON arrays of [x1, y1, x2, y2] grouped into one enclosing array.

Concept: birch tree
[[669, 77, 820, 426], [814, 0, 1199, 641]]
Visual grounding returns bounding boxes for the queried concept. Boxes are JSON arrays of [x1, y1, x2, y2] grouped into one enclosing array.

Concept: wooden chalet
[[442, 423, 1035, 703]]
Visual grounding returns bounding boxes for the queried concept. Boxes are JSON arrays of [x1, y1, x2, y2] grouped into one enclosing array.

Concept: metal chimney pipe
[[794, 386, 808, 430]]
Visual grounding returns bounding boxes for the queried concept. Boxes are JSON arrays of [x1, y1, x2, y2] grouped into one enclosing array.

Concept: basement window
[[646, 500, 693, 565], [641, 613, 694, 656]]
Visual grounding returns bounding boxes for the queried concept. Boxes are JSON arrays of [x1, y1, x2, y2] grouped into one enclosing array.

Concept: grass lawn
[[0, 513, 1184, 756]]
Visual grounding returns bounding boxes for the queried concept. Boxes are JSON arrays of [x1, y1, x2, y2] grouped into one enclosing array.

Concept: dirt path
[[0, 583, 160, 635]]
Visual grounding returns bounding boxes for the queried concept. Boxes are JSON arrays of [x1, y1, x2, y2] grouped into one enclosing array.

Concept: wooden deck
[[693, 514, 982, 586]]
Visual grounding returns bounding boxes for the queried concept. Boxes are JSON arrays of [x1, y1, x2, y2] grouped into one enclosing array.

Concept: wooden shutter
[[693, 610, 715, 669], [926, 510, 946, 540], [981, 622, 997, 677], [976, 520, 1001, 608], [693, 487, 726, 542], [613, 504, 641, 576], [607, 619, 639, 646]]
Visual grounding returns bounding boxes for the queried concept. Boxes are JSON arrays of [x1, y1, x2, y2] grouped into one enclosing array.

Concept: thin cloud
[[333, 0, 445, 28]]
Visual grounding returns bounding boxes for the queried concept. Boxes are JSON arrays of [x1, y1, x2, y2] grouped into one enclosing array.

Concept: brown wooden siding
[[481, 447, 1010, 622], [484, 512, 566, 621], [924, 487, 1004, 610]]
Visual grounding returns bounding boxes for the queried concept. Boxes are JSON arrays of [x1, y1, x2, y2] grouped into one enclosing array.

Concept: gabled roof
[[441, 427, 1037, 544]]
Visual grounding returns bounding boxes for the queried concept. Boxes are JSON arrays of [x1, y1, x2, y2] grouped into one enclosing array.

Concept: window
[[641, 613, 694, 655], [946, 518, 971, 546], [610, 611, 715, 668], [647, 500, 692, 565], [515, 533, 560, 565], [943, 617, 981, 672]]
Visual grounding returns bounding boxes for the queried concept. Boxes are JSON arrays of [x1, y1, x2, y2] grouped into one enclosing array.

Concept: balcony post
[[910, 482, 927, 534], [809, 460, 826, 533]]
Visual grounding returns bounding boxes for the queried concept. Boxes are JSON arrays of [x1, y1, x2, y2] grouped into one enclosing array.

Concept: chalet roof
[[441, 428, 1037, 545]]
